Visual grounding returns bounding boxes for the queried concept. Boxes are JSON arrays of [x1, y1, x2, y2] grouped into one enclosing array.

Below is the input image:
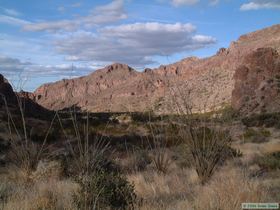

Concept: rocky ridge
[[232, 48, 280, 115], [0, 74, 51, 118], [33, 24, 280, 114]]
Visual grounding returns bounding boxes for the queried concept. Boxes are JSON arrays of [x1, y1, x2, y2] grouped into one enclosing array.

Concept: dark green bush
[[132, 150, 151, 172], [219, 105, 239, 121], [242, 113, 280, 128], [131, 112, 160, 123], [69, 145, 136, 210], [242, 128, 271, 143], [0, 181, 14, 206], [255, 152, 280, 170], [260, 128, 271, 137], [75, 169, 136, 210]]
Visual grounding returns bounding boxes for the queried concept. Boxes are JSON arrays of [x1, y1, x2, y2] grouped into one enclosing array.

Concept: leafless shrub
[[169, 84, 234, 184], [182, 126, 232, 184]]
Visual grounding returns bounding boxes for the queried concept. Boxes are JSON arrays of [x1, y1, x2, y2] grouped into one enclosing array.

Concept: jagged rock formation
[[0, 74, 16, 104], [0, 74, 51, 118], [33, 24, 280, 114], [232, 48, 280, 115]]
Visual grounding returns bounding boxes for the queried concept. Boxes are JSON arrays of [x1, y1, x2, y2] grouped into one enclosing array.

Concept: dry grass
[[1, 146, 279, 210], [3, 179, 78, 210], [1, 161, 78, 210], [127, 162, 277, 210], [127, 164, 198, 209], [1, 91, 279, 209], [192, 165, 271, 210]]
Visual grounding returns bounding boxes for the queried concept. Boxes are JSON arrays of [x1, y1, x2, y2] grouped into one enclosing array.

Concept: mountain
[[232, 47, 280, 115], [33, 24, 280, 114], [0, 74, 17, 104], [0, 74, 52, 119]]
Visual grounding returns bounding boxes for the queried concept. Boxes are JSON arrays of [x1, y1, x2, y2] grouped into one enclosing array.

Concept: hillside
[[0, 74, 52, 119], [33, 24, 280, 113]]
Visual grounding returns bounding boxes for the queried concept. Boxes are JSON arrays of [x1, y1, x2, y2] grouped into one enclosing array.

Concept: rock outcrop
[[0, 74, 16, 104], [32, 24, 280, 114], [232, 48, 280, 115], [0, 74, 52, 118]]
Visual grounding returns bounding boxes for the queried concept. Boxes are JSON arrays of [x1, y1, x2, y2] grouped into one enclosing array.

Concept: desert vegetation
[[0, 88, 280, 210], [0, 0, 279, 207]]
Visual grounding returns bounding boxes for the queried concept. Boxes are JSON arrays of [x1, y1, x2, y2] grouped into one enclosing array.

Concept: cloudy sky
[[0, 0, 279, 91]]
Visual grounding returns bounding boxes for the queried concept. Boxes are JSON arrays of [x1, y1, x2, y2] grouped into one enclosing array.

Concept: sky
[[0, 0, 279, 91]]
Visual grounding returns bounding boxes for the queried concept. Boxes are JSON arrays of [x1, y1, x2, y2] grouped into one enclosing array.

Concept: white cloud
[[57, 3, 82, 13], [209, 0, 219, 5], [171, 0, 199, 6], [71, 3, 82, 8], [23, 20, 79, 32], [57, 6, 66, 12], [54, 22, 216, 67], [162, 0, 222, 6], [82, 0, 127, 26], [0, 55, 97, 91], [0, 55, 92, 79], [3, 8, 21, 17], [23, 0, 127, 32], [0, 21, 216, 88], [0, 33, 53, 63], [192, 34, 215, 42], [0, 15, 30, 26], [0, 56, 31, 77], [240, 0, 280, 10]]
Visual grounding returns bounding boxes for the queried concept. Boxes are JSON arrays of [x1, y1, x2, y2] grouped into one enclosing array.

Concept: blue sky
[[0, 0, 279, 91]]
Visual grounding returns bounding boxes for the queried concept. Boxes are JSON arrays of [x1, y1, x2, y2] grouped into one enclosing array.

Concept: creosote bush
[[242, 112, 280, 128], [242, 128, 271, 143], [57, 111, 137, 210], [75, 168, 137, 210], [255, 151, 280, 171]]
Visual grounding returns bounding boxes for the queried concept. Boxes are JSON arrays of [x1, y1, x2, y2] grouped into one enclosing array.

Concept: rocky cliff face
[[0, 74, 16, 104], [0, 74, 51, 118], [33, 24, 280, 114], [232, 48, 280, 115]]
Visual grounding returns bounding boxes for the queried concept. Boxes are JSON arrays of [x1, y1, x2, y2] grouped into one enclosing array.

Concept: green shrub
[[242, 128, 271, 143], [220, 105, 239, 121], [75, 169, 136, 210], [260, 128, 271, 137], [174, 143, 242, 169], [243, 128, 258, 139], [132, 150, 151, 172], [255, 152, 280, 170], [131, 112, 160, 123], [69, 144, 136, 210], [0, 181, 13, 206], [242, 113, 280, 128], [220, 145, 243, 161]]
